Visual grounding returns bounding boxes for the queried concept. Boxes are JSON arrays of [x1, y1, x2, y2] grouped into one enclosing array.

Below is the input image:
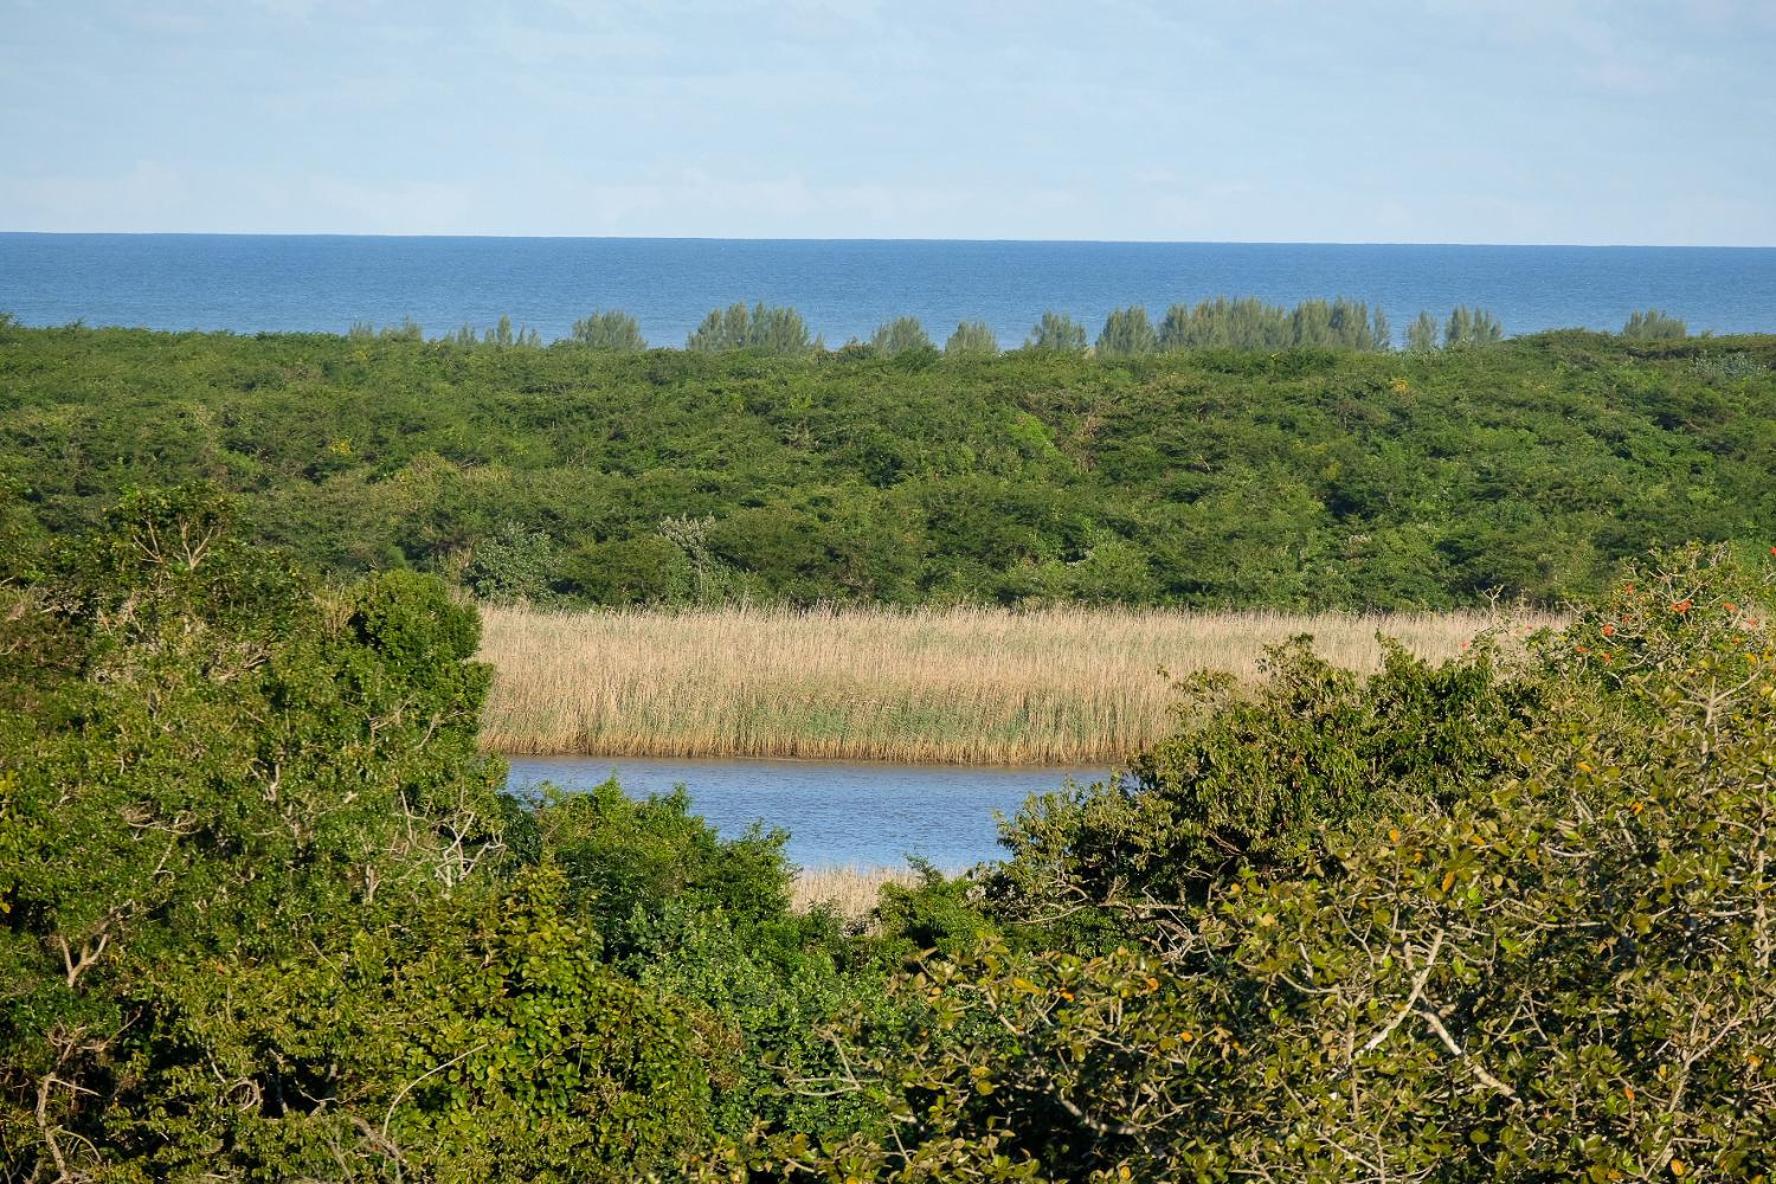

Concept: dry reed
[[478, 604, 1560, 765], [789, 866, 927, 919]]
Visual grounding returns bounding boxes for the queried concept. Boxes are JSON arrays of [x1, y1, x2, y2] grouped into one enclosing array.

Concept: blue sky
[[3, 0, 1772, 244]]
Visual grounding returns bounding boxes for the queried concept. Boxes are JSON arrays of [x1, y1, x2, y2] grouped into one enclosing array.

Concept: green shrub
[[560, 534, 693, 604], [1095, 306, 1158, 356], [521, 780, 792, 953], [988, 631, 1539, 943], [873, 861, 1000, 959], [1622, 307, 1689, 340], [1157, 296, 1389, 351], [1024, 311, 1088, 352], [570, 309, 648, 350], [1445, 305, 1504, 347], [4, 324, 1773, 612], [0, 492, 516, 1178], [944, 319, 999, 356], [12, 493, 1776, 1182], [464, 520, 558, 602], [687, 301, 814, 355], [707, 546, 1776, 1181], [1406, 309, 1441, 351], [870, 316, 935, 357]]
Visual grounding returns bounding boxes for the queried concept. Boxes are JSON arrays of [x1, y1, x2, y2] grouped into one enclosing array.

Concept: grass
[[477, 604, 1559, 765]]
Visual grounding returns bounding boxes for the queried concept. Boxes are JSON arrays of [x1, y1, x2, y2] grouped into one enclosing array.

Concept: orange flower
[[1576, 644, 1590, 654], [1673, 599, 1692, 615], [1724, 601, 1738, 613], [1601, 623, 1616, 637], [1600, 652, 1613, 663]]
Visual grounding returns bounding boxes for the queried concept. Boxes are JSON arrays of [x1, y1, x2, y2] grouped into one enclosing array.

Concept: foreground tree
[[0, 487, 717, 1180], [702, 545, 1776, 1182]]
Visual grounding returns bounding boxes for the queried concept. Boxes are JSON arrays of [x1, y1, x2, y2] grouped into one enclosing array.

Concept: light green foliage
[[1692, 350, 1767, 380], [870, 316, 936, 357], [687, 301, 815, 355], [1444, 305, 1504, 347], [347, 318, 421, 341], [944, 319, 1000, 356], [1095, 306, 1158, 356], [570, 309, 648, 350], [488, 314, 543, 348], [1623, 307, 1689, 340], [1156, 296, 1390, 351], [1406, 309, 1442, 351], [1161, 297, 1286, 349], [464, 519, 558, 602], [0, 475, 47, 588], [1025, 311, 1088, 352]]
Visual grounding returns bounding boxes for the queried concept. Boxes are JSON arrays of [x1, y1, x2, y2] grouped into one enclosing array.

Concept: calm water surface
[[4, 234, 1775, 345], [504, 755, 1106, 870]]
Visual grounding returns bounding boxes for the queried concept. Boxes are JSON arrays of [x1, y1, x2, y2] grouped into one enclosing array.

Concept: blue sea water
[[3, 233, 1774, 347]]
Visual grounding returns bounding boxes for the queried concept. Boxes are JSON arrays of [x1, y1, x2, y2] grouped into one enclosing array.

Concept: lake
[[4, 234, 1775, 346], [504, 755, 1107, 870]]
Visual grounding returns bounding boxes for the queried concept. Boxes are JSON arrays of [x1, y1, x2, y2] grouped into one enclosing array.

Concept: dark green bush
[[705, 545, 1776, 1182], [3, 325, 1774, 611]]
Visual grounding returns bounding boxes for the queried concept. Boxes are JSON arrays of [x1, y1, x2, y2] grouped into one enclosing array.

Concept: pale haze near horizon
[[2, 0, 1772, 246]]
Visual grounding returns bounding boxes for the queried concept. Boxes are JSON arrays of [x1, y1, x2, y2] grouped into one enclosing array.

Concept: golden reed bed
[[477, 604, 1556, 766], [788, 866, 926, 919]]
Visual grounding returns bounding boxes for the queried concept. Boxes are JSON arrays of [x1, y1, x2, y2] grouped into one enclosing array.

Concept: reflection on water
[[503, 755, 1107, 870]]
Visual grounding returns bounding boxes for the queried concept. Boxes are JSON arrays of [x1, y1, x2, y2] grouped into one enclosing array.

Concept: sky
[[2, 0, 1773, 245]]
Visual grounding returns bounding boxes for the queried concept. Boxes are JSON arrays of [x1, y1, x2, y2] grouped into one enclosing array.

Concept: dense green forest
[[4, 492, 1773, 1179], [1, 316, 1772, 610]]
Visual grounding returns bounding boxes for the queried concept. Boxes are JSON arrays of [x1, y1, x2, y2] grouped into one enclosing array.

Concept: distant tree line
[[332, 302, 1715, 356]]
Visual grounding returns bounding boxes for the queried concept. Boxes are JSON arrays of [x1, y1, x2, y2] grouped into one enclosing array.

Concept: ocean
[[3, 233, 1774, 347]]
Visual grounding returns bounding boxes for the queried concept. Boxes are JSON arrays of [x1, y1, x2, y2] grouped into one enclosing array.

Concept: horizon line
[[2, 230, 1773, 251]]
